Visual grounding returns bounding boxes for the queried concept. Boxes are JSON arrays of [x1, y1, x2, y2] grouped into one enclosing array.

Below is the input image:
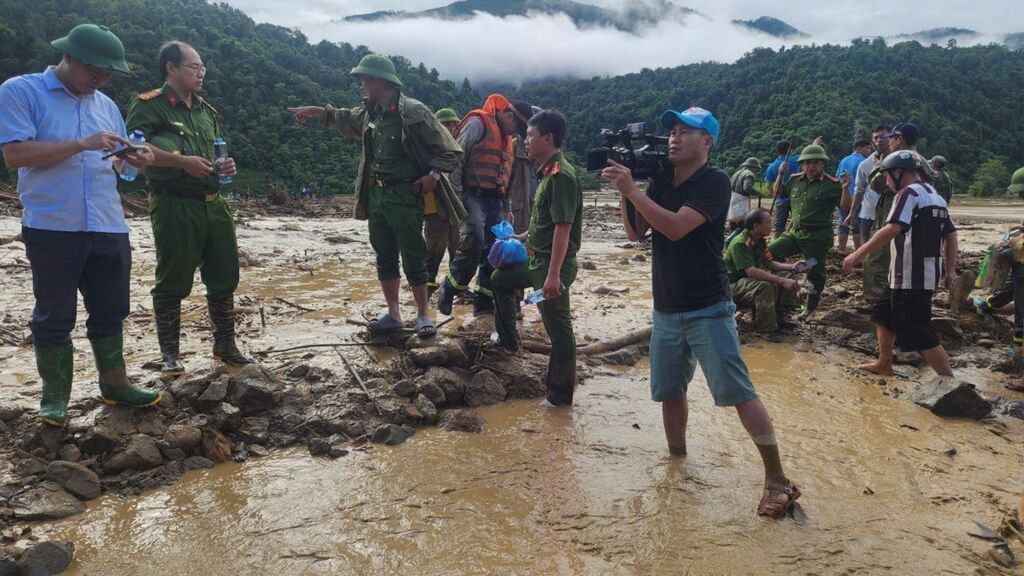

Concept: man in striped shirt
[[842, 151, 958, 377]]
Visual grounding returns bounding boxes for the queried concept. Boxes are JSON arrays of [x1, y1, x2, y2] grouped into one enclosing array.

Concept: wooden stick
[[334, 346, 383, 416], [274, 297, 316, 313], [254, 341, 388, 355], [579, 327, 652, 356]]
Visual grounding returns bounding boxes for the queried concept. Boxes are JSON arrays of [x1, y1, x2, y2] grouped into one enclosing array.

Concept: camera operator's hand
[[602, 159, 639, 198]]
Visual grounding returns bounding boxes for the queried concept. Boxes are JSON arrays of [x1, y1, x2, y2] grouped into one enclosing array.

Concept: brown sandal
[[758, 484, 801, 519]]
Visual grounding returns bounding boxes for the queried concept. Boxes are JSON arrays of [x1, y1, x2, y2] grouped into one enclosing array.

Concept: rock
[[438, 409, 486, 433], [1000, 400, 1024, 420], [237, 249, 263, 268], [235, 416, 270, 444], [328, 446, 349, 458], [978, 338, 997, 347], [465, 370, 507, 407], [338, 420, 365, 439], [212, 403, 242, 432], [16, 540, 74, 576], [10, 487, 85, 520], [324, 234, 357, 244], [78, 427, 119, 456], [413, 395, 438, 425], [592, 286, 630, 295], [248, 444, 269, 458], [370, 424, 415, 446], [0, 559, 17, 576], [169, 374, 212, 403], [581, 260, 598, 271], [931, 317, 963, 340], [421, 367, 466, 405], [182, 456, 215, 470], [816, 308, 875, 334], [45, 461, 100, 500], [0, 406, 25, 422], [227, 366, 277, 415], [307, 438, 331, 456], [197, 378, 229, 413], [161, 447, 186, 461], [597, 344, 646, 366], [409, 346, 450, 367], [363, 377, 386, 390], [417, 382, 446, 408], [202, 429, 232, 463], [56, 444, 81, 463], [163, 424, 202, 450], [907, 377, 992, 419], [631, 254, 646, 262], [401, 403, 424, 421], [392, 379, 417, 398], [104, 434, 163, 473], [287, 364, 310, 379], [24, 425, 63, 457]]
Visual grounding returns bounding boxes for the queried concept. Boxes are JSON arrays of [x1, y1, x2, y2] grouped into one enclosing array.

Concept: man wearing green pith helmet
[[0, 24, 161, 426]]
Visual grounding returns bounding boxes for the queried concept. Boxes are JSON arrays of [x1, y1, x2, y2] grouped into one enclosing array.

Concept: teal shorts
[[649, 300, 759, 407]]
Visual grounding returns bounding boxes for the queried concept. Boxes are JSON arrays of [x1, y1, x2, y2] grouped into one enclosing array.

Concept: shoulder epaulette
[[196, 95, 218, 115], [138, 89, 162, 101], [791, 171, 806, 179], [545, 162, 561, 177]]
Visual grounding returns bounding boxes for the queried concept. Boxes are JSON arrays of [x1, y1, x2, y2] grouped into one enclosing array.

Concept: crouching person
[[491, 110, 582, 408]]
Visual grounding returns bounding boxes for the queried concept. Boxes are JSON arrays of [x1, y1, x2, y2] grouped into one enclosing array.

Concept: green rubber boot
[[35, 345, 74, 427], [91, 335, 162, 407]]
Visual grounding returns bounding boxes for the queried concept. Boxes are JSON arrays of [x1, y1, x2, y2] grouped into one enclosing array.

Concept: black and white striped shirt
[[886, 182, 956, 290]]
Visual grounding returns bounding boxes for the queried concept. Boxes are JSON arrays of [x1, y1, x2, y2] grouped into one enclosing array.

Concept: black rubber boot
[[208, 296, 252, 367], [154, 299, 185, 375]]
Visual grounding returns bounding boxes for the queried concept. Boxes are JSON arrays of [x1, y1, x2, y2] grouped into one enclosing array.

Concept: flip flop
[[1005, 379, 1024, 392], [367, 314, 404, 334], [758, 484, 801, 519], [415, 317, 436, 339]]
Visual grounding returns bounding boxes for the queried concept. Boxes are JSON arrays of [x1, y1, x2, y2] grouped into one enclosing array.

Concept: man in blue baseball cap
[[602, 107, 800, 519]]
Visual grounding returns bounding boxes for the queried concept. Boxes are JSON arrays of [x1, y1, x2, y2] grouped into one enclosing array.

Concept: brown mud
[[0, 191, 1023, 574]]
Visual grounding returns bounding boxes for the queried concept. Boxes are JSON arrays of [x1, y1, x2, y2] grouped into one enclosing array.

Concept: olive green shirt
[[783, 172, 842, 230], [369, 94, 419, 181], [527, 151, 582, 262], [868, 147, 936, 231], [725, 229, 771, 282], [125, 83, 221, 191]]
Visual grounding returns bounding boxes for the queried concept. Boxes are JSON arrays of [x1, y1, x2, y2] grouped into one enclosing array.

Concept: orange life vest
[[457, 96, 515, 196]]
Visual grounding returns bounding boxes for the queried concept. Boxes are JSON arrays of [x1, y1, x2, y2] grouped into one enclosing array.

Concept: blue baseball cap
[[660, 107, 720, 143]]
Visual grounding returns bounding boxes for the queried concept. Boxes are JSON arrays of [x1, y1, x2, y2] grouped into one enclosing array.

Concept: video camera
[[585, 122, 669, 180]]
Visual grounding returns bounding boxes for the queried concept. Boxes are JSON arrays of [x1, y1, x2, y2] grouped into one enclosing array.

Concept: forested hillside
[[0, 0, 481, 194]]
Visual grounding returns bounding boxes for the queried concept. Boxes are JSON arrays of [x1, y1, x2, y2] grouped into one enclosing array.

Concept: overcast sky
[[221, 0, 1020, 83]]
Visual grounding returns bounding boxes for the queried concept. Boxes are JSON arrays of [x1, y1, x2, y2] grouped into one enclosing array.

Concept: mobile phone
[[101, 145, 145, 160]]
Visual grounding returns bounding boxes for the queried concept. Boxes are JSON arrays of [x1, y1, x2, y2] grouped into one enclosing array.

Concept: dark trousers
[[492, 258, 578, 405], [987, 262, 1024, 338], [22, 227, 130, 349], [771, 201, 790, 236], [448, 187, 504, 297]]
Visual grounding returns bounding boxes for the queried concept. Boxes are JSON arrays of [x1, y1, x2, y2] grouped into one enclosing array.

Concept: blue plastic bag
[[487, 220, 528, 269]]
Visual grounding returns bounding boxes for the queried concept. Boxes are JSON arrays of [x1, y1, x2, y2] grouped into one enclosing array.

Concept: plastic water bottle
[[214, 137, 232, 185], [119, 130, 144, 182], [523, 282, 566, 305]]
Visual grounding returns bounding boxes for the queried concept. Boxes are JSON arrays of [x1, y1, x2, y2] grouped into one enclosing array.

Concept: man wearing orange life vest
[[437, 94, 519, 317]]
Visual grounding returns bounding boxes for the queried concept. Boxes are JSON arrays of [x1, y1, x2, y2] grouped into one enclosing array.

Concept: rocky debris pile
[[0, 539, 74, 576]]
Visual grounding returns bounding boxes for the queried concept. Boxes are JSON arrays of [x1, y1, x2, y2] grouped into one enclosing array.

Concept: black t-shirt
[[647, 163, 732, 313]]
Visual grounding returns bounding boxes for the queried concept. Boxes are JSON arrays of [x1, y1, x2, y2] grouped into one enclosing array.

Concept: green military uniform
[[125, 83, 248, 372], [933, 169, 954, 204], [726, 230, 798, 332], [322, 92, 463, 287], [766, 155, 842, 315], [424, 109, 466, 288], [491, 151, 582, 405]]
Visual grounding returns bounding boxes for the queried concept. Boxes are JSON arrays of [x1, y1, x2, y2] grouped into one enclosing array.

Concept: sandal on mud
[[757, 484, 801, 519], [1005, 379, 1024, 393], [367, 314, 404, 334], [415, 317, 436, 339]]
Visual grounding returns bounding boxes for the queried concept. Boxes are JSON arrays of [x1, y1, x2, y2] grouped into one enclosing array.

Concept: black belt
[[152, 186, 219, 202], [371, 175, 417, 189]]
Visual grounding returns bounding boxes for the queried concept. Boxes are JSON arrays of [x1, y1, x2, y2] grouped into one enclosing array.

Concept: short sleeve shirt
[[784, 173, 843, 230], [764, 155, 800, 205], [649, 164, 732, 313], [0, 67, 129, 233], [526, 151, 582, 260], [836, 152, 865, 199], [886, 182, 956, 290], [725, 229, 772, 282]]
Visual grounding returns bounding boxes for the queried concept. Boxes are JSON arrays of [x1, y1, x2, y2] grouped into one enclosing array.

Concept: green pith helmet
[[51, 24, 129, 75], [741, 157, 761, 170], [797, 144, 829, 163], [350, 54, 403, 87], [1009, 167, 1024, 194], [930, 155, 948, 168], [435, 108, 460, 124]]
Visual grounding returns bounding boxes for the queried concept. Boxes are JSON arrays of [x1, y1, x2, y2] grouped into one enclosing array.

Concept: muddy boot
[[798, 294, 820, 321], [35, 345, 74, 427], [948, 269, 977, 316], [437, 277, 458, 316], [91, 335, 162, 408], [154, 299, 184, 375], [208, 296, 252, 367]]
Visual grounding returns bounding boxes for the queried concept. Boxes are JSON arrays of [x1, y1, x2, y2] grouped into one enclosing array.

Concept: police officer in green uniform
[[930, 155, 954, 204], [126, 41, 249, 374], [491, 110, 582, 407], [766, 144, 844, 318], [288, 55, 463, 338], [725, 209, 803, 334]]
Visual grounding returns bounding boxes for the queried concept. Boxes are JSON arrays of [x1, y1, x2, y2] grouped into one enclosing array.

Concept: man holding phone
[[0, 24, 161, 426], [126, 41, 247, 375]]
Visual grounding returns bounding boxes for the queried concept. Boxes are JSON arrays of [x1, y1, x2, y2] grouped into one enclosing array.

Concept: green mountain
[[343, 0, 700, 34], [732, 17, 807, 39], [892, 27, 979, 43], [1005, 33, 1024, 50], [0, 0, 482, 194], [509, 39, 1024, 188]]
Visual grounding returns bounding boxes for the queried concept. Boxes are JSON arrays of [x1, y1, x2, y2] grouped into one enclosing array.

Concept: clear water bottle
[[119, 130, 145, 182], [214, 137, 232, 185], [523, 282, 566, 305]]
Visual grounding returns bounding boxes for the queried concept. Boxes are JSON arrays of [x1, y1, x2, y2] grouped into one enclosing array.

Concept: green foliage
[[731, 17, 807, 39], [0, 0, 481, 194], [967, 157, 1011, 197], [511, 39, 1024, 188]]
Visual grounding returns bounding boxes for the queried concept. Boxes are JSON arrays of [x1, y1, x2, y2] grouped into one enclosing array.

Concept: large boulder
[[10, 486, 85, 520], [45, 461, 100, 500], [416, 382, 446, 408], [77, 427, 120, 456], [16, 540, 74, 576], [226, 365, 277, 415], [419, 367, 467, 405], [815, 307, 876, 334], [103, 434, 163, 473], [369, 424, 416, 446], [464, 370, 507, 407], [908, 377, 992, 419]]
